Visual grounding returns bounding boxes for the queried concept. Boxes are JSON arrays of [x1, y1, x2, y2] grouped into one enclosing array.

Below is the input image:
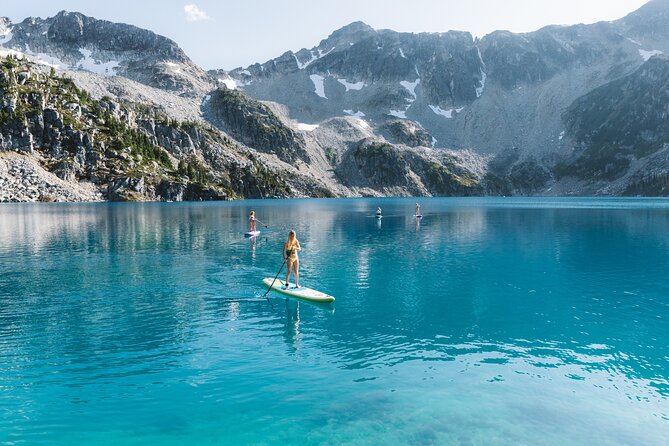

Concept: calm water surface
[[0, 198, 667, 445]]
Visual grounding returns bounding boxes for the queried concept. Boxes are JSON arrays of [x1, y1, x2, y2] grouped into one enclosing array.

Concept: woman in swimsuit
[[283, 230, 301, 289], [249, 211, 257, 232]]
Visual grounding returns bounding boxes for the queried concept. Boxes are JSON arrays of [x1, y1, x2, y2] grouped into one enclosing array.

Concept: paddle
[[255, 219, 269, 228], [263, 259, 287, 298]]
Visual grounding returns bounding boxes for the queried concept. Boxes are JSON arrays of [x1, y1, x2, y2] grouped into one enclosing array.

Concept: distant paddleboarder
[[376, 207, 382, 218], [283, 230, 302, 289], [415, 203, 421, 217]]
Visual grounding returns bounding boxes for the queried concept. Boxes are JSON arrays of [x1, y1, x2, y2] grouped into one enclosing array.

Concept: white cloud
[[184, 4, 213, 22]]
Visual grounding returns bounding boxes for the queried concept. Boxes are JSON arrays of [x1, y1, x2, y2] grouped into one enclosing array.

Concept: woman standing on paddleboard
[[249, 211, 257, 232], [283, 230, 301, 289]]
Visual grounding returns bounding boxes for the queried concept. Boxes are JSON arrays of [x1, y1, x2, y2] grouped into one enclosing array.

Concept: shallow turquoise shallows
[[0, 198, 667, 445]]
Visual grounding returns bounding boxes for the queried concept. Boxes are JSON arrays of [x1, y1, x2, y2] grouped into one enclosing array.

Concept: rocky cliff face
[[213, 0, 669, 196], [204, 87, 310, 163], [0, 11, 212, 95], [554, 55, 669, 194], [0, 57, 305, 201]]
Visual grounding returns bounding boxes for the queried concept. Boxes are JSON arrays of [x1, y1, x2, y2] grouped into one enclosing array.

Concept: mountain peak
[[326, 21, 375, 44], [618, 0, 669, 34]]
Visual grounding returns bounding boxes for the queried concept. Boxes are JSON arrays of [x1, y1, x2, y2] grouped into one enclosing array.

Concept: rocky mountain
[[0, 11, 212, 95], [0, 56, 307, 201], [1, 10, 494, 201], [2, 2, 669, 201], [556, 55, 669, 194], [216, 0, 669, 196]]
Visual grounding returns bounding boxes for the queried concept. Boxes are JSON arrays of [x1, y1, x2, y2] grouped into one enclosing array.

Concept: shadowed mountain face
[[557, 56, 669, 191]]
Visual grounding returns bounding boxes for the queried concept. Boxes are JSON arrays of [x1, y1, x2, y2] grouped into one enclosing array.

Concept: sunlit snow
[[389, 110, 407, 119], [310, 74, 327, 99], [22, 44, 66, 68], [399, 48, 406, 59], [78, 49, 119, 76], [639, 49, 663, 61], [297, 123, 319, 132], [475, 46, 487, 98], [337, 78, 365, 91], [219, 77, 237, 90], [294, 52, 317, 69], [400, 79, 420, 101], [295, 47, 334, 70], [429, 105, 463, 119]]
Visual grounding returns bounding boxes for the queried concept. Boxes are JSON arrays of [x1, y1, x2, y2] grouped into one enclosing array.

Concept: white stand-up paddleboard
[[262, 278, 335, 303], [245, 230, 261, 237], [414, 214, 423, 218]]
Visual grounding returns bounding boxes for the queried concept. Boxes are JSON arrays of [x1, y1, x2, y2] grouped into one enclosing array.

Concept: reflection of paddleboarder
[[249, 235, 257, 260], [415, 203, 421, 217], [283, 230, 301, 289]]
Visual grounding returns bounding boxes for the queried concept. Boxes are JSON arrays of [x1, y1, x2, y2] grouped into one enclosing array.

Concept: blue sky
[[1, 0, 650, 70]]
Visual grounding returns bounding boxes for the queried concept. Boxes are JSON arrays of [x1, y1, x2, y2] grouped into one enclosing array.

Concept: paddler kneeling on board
[[283, 230, 301, 289]]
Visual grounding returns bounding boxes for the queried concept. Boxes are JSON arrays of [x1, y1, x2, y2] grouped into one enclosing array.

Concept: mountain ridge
[[2, 1, 669, 200]]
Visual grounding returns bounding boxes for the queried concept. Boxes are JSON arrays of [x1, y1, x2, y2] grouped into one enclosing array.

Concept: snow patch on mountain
[[639, 49, 663, 61], [22, 44, 66, 68], [295, 47, 334, 70], [310, 74, 327, 98], [294, 52, 317, 69], [399, 48, 406, 59], [429, 105, 463, 119], [337, 78, 365, 91], [297, 123, 319, 131], [475, 46, 487, 98], [626, 37, 642, 46], [219, 78, 238, 90], [400, 79, 420, 100], [78, 49, 119, 76]]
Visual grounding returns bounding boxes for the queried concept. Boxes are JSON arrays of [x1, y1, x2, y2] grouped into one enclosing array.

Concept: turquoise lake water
[[0, 197, 667, 445]]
